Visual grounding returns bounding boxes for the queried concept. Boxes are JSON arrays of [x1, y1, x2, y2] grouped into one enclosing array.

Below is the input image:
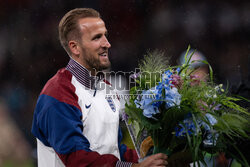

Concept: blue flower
[[200, 113, 219, 147], [143, 104, 160, 118], [176, 67, 181, 74], [134, 70, 181, 119], [161, 70, 173, 87], [200, 113, 217, 131], [134, 88, 160, 118], [165, 87, 181, 109], [203, 131, 219, 147], [154, 83, 164, 107], [175, 114, 197, 137], [175, 113, 219, 147]]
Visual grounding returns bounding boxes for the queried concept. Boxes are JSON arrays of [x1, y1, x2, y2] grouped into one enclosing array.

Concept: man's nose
[[101, 36, 111, 48]]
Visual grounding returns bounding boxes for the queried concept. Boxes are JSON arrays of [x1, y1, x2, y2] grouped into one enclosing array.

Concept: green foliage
[[139, 50, 170, 73], [137, 50, 170, 90]]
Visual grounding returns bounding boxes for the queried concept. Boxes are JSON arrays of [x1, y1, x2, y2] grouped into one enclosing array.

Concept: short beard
[[85, 55, 111, 72], [80, 44, 111, 72]]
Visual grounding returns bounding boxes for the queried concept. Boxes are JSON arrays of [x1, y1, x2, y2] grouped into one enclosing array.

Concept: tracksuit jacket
[[32, 58, 138, 167]]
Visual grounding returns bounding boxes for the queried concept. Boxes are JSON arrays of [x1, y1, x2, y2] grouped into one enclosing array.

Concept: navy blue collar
[[66, 58, 96, 89]]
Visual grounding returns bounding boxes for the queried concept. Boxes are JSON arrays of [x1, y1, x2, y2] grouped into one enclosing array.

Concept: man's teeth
[[100, 53, 107, 56]]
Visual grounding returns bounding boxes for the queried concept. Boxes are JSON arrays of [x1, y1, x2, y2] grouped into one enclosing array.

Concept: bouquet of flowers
[[125, 46, 250, 166]]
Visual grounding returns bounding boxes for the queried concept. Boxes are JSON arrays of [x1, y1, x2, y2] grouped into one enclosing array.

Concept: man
[[31, 8, 168, 167]]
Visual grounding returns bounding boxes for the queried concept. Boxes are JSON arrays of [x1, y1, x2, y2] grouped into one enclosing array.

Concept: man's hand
[[132, 153, 168, 167]]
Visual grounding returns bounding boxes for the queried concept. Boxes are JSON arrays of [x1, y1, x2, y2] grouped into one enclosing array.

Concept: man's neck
[[70, 56, 98, 76]]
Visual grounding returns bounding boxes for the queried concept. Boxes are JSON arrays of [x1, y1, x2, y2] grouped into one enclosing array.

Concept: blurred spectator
[[0, 99, 33, 166], [178, 49, 209, 81]]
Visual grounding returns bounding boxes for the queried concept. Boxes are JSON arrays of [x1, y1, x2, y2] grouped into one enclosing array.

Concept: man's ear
[[68, 40, 80, 56]]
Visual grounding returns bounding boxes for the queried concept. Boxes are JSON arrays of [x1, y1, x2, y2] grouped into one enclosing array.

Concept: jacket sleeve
[[118, 126, 139, 163], [32, 94, 119, 167]]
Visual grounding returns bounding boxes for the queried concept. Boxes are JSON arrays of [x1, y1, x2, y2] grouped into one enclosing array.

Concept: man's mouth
[[99, 52, 108, 57], [98, 51, 111, 69]]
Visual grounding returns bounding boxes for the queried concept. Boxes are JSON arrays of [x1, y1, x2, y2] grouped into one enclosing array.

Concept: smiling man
[[31, 8, 168, 167], [69, 17, 111, 74]]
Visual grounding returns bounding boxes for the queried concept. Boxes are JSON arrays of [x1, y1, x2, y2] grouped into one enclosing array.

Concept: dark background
[[0, 0, 249, 166]]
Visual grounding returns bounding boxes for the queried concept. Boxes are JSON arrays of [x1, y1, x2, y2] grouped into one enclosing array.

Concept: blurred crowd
[[0, 0, 249, 166]]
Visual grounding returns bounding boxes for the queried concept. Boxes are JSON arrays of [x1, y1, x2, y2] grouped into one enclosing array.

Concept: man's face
[[77, 17, 111, 72]]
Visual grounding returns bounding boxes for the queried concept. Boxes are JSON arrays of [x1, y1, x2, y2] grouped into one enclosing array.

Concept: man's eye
[[93, 35, 101, 40]]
